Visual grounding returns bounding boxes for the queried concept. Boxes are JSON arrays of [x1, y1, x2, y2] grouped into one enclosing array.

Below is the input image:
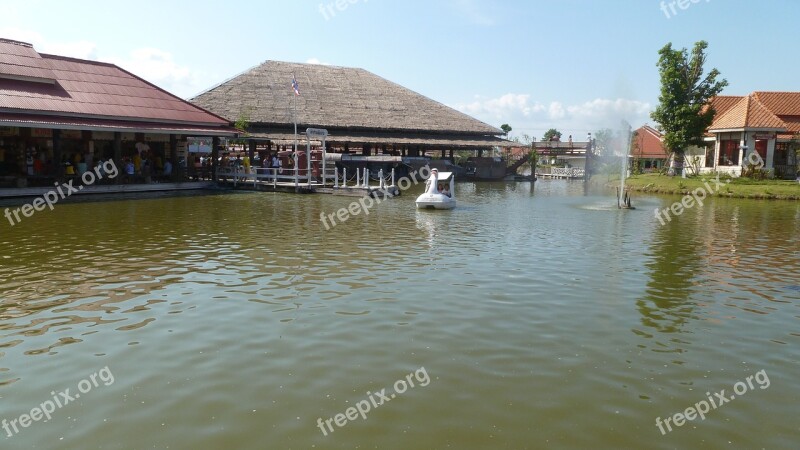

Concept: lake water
[[0, 180, 798, 449]]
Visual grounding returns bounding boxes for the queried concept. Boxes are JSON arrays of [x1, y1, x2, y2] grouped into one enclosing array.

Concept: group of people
[[437, 183, 451, 197], [120, 146, 175, 183]]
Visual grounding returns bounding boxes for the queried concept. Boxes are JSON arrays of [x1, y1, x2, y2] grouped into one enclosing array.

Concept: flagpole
[[293, 73, 298, 172]]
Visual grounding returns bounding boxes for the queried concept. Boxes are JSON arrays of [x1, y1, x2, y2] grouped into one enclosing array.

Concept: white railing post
[[356, 168, 360, 188], [364, 168, 369, 188], [334, 167, 339, 188], [391, 168, 395, 187], [233, 166, 238, 188], [343, 168, 347, 187], [273, 169, 276, 188], [379, 169, 384, 189], [294, 164, 298, 188]]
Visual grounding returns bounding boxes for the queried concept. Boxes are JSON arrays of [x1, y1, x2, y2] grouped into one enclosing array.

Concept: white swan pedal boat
[[415, 169, 456, 210]]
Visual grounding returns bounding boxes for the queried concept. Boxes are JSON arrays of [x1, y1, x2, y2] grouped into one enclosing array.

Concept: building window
[[718, 140, 739, 166]]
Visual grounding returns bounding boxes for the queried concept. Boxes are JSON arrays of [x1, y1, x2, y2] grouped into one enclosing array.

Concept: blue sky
[[2, 0, 798, 139]]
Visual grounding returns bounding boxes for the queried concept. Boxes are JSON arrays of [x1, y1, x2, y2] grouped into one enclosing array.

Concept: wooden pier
[[215, 167, 400, 197], [535, 167, 586, 179]]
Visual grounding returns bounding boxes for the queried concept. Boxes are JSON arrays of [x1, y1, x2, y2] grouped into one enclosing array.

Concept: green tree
[[542, 128, 561, 142], [500, 124, 512, 138], [593, 128, 614, 158], [650, 41, 728, 174]]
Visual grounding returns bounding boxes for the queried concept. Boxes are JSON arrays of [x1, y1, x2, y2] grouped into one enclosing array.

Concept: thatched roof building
[[190, 61, 513, 152]]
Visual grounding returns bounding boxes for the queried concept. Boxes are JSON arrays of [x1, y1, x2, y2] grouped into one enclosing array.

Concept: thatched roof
[[191, 60, 502, 136]]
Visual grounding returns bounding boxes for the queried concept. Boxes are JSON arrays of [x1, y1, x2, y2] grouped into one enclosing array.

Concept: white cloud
[[108, 48, 212, 99], [457, 93, 544, 119], [305, 58, 331, 65], [0, 29, 211, 98], [548, 102, 566, 120], [0, 28, 97, 60], [453, 93, 653, 138]]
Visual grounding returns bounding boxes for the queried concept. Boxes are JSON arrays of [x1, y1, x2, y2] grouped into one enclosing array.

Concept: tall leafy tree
[[500, 124, 512, 138], [542, 128, 562, 141], [650, 41, 728, 172]]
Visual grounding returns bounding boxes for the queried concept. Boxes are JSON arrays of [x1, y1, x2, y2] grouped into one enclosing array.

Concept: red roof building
[[700, 92, 800, 177], [0, 38, 236, 186], [632, 125, 668, 170]]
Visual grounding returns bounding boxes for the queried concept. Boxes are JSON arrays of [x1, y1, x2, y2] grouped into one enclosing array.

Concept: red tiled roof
[[780, 116, 800, 134], [709, 94, 787, 131], [752, 92, 800, 116], [706, 95, 744, 117], [0, 39, 234, 133], [633, 125, 668, 158]]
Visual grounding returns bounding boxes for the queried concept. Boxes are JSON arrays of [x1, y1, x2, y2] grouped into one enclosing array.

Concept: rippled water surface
[[0, 181, 798, 449]]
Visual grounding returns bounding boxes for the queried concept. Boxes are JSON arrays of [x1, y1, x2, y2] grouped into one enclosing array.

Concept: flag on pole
[[291, 75, 300, 96]]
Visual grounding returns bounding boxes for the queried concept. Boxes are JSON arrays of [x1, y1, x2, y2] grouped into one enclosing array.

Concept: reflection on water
[[0, 182, 798, 449]]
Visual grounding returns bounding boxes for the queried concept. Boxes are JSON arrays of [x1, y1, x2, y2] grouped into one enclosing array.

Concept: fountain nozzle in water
[[617, 187, 635, 210]]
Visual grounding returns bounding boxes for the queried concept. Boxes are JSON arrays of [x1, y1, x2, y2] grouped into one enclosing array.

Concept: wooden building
[[190, 60, 514, 161], [0, 38, 237, 189]]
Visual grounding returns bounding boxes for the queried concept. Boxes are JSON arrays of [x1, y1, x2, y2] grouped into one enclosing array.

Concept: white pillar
[[322, 140, 327, 187], [364, 168, 369, 188], [343, 168, 347, 187], [379, 169, 384, 189], [766, 137, 776, 169], [356, 168, 360, 187], [306, 139, 312, 187], [391, 168, 395, 186], [334, 166, 339, 188]]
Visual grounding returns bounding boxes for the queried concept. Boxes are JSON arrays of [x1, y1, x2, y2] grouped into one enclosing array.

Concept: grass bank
[[592, 173, 800, 200]]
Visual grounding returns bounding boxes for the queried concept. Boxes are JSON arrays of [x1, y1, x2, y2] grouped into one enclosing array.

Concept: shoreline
[[591, 173, 800, 200]]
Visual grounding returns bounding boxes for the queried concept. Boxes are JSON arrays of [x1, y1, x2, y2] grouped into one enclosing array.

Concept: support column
[[212, 136, 220, 181], [170, 134, 178, 182], [52, 129, 63, 180], [113, 132, 122, 184]]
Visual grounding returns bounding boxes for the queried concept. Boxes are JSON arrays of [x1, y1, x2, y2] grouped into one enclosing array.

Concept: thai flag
[[291, 76, 300, 96]]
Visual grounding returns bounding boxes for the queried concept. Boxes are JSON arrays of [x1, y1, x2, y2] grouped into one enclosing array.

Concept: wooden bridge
[[215, 166, 400, 197]]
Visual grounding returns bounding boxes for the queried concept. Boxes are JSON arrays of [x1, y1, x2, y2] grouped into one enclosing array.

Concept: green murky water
[[0, 181, 798, 449]]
